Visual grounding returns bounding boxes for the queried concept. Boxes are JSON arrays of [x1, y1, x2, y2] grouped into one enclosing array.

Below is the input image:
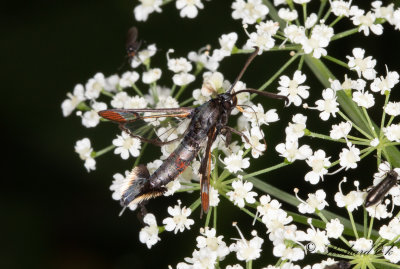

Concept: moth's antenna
[[233, 88, 289, 106], [227, 47, 260, 93]]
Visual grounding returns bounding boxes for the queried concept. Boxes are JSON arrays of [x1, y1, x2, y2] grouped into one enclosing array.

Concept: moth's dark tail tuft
[[120, 165, 165, 209]]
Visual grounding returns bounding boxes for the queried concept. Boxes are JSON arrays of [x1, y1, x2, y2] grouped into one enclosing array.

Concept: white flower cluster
[[65, 0, 400, 267], [176, 227, 230, 268]]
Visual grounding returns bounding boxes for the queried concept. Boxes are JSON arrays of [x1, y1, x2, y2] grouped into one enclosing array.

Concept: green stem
[[170, 84, 177, 96], [347, 209, 359, 239], [317, 0, 328, 21], [180, 97, 195, 106], [379, 93, 390, 139], [93, 144, 116, 158], [322, 8, 331, 22], [131, 83, 144, 97], [362, 107, 378, 138], [257, 52, 300, 93], [298, 55, 305, 70], [205, 206, 212, 228], [331, 28, 359, 41], [338, 111, 373, 140], [213, 204, 217, 229], [329, 15, 343, 28], [174, 85, 188, 100], [309, 131, 371, 146], [101, 89, 114, 98], [367, 216, 374, 239], [302, 4, 307, 27], [322, 55, 349, 69]]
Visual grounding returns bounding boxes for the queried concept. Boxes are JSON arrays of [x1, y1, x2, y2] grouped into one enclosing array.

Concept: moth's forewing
[[99, 108, 193, 146]]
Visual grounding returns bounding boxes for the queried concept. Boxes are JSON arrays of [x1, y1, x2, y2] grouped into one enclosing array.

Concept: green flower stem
[[170, 84, 177, 96], [307, 131, 369, 146], [220, 192, 262, 222], [194, 62, 204, 76], [131, 83, 144, 97], [179, 97, 194, 106], [298, 55, 305, 70], [302, 4, 307, 28], [367, 215, 375, 239], [385, 232, 400, 247], [217, 169, 231, 184], [360, 147, 376, 160], [222, 162, 289, 186], [212, 149, 219, 182], [175, 187, 199, 193], [161, 0, 174, 5], [270, 45, 301, 51], [369, 260, 400, 269], [246, 260, 252, 269], [327, 245, 355, 257], [213, 205, 217, 229], [317, 0, 328, 21], [101, 89, 114, 98], [174, 85, 188, 100], [242, 147, 252, 158], [386, 115, 395, 129], [290, 212, 327, 232], [189, 197, 201, 212], [262, 0, 285, 26], [286, 0, 295, 11], [235, 44, 300, 53], [364, 208, 368, 238], [317, 211, 329, 223], [181, 182, 199, 187], [93, 144, 116, 158], [347, 208, 359, 239], [338, 111, 373, 140], [205, 207, 212, 228], [239, 170, 379, 238], [242, 162, 289, 180], [322, 8, 331, 22], [322, 55, 349, 69], [272, 34, 287, 41], [306, 131, 369, 146], [362, 107, 378, 138], [329, 15, 343, 28], [325, 252, 354, 260], [347, 135, 370, 142], [257, 52, 300, 93], [76, 101, 91, 111], [331, 28, 359, 41], [384, 142, 400, 147], [380, 93, 390, 138], [317, 212, 352, 247], [151, 83, 159, 104]]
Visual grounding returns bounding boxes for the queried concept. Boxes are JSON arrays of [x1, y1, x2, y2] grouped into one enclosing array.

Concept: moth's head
[[218, 92, 237, 111]]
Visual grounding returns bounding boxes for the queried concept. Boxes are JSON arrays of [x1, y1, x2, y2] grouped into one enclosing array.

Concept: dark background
[[3, 1, 400, 268]]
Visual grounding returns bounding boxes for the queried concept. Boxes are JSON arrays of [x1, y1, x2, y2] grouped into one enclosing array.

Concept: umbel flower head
[[63, 0, 400, 268]]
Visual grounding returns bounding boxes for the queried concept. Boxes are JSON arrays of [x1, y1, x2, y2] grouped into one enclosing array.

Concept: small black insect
[[100, 47, 288, 214], [324, 260, 351, 269], [125, 26, 142, 60], [365, 168, 399, 207]]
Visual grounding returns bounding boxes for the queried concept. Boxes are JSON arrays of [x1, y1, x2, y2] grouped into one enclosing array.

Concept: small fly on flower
[[99, 46, 288, 215], [126, 26, 142, 60], [365, 168, 399, 207], [118, 26, 143, 70]]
